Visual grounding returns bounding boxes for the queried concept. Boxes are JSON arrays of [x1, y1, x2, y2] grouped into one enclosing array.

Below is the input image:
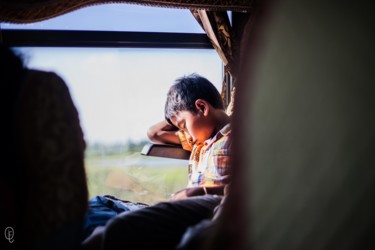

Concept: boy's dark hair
[[164, 73, 224, 123]]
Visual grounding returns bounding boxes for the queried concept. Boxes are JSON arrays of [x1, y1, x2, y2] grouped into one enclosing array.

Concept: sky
[[10, 4, 223, 145]]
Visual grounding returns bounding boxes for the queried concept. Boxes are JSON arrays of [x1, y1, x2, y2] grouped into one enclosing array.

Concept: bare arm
[[170, 185, 225, 200], [147, 120, 180, 145]]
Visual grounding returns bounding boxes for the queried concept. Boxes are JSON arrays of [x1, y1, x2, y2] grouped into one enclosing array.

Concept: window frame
[[1, 27, 220, 160], [1, 29, 213, 49]]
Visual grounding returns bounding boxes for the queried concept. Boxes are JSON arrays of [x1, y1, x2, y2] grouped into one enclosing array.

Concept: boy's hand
[[170, 189, 189, 200], [169, 187, 205, 201]]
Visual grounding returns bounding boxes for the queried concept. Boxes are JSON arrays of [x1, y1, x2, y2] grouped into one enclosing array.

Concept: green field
[[85, 152, 188, 205]]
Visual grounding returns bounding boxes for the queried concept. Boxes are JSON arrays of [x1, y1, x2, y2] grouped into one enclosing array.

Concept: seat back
[[205, 0, 375, 249], [13, 69, 88, 249]]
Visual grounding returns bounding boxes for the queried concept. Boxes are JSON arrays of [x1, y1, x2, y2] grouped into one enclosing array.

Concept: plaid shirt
[[187, 123, 232, 187]]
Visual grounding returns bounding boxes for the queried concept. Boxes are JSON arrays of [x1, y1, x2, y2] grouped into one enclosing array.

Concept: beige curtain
[[191, 10, 239, 106], [0, 0, 251, 23]]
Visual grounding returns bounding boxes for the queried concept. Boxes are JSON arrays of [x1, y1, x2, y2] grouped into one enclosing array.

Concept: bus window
[[3, 3, 224, 205], [14, 46, 222, 205]]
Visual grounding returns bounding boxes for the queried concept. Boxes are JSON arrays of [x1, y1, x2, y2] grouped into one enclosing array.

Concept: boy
[[147, 73, 232, 200], [82, 73, 232, 250]]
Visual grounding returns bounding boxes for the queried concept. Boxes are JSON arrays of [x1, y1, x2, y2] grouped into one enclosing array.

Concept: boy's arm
[[147, 120, 180, 145], [170, 185, 225, 200]]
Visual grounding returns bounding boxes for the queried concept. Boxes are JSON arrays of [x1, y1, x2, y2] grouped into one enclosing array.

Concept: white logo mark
[[4, 227, 14, 243]]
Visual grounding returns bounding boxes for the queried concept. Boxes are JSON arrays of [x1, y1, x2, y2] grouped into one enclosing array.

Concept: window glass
[[15, 47, 222, 204], [2, 4, 204, 33]]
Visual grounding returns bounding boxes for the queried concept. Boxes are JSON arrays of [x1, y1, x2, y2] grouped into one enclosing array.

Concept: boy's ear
[[195, 99, 209, 115]]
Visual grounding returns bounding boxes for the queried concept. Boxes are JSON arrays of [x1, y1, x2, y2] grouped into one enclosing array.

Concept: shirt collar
[[203, 123, 231, 147]]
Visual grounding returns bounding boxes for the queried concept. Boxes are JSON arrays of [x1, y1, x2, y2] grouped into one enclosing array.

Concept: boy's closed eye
[[177, 121, 186, 131]]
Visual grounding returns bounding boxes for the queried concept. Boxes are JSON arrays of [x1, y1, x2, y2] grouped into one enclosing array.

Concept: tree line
[[86, 139, 149, 156]]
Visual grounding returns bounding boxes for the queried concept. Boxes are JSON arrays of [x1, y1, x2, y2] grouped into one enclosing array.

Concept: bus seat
[[207, 0, 375, 249], [15, 69, 88, 250]]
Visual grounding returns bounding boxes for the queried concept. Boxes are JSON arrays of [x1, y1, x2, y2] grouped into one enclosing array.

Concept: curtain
[[191, 10, 239, 106], [0, 0, 251, 23]]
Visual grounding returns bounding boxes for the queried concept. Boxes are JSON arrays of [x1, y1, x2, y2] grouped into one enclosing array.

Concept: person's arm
[[147, 120, 180, 145], [170, 185, 225, 201]]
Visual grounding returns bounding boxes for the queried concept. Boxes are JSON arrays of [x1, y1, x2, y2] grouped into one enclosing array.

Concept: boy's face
[[170, 109, 215, 145]]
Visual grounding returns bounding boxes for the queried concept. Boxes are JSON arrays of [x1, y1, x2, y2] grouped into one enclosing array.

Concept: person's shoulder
[[214, 123, 232, 149], [26, 69, 63, 80], [25, 69, 68, 91]]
